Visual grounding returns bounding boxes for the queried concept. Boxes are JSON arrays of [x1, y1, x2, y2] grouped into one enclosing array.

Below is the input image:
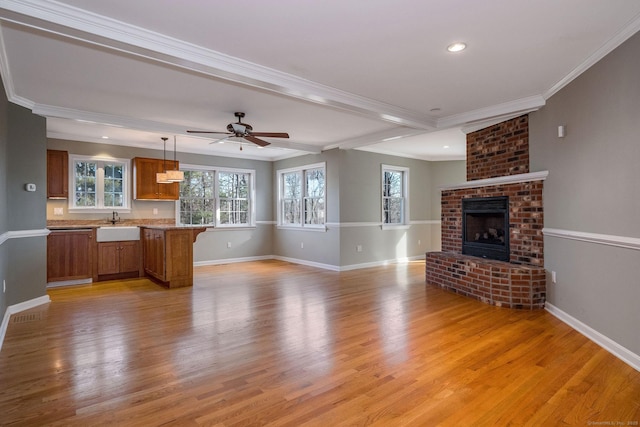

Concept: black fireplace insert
[[462, 196, 509, 261]]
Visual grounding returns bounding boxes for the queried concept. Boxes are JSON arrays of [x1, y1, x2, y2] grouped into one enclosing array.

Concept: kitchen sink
[[96, 226, 140, 242]]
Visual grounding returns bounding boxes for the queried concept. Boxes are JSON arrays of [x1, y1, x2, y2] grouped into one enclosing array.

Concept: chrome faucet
[[109, 211, 120, 225]]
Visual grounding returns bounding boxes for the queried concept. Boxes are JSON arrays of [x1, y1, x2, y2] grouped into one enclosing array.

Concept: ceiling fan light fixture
[[447, 42, 467, 52]]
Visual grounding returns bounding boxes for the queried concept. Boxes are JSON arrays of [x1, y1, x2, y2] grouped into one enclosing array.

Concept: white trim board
[[0, 295, 50, 352], [440, 171, 549, 191], [543, 228, 640, 251], [545, 302, 640, 372], [1, 228, 50, 246]]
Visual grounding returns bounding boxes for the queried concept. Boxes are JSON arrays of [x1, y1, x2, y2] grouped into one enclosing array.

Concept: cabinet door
[[132, 157, 179, 200], [47, 150, 68, 199], [164, 229, 193, 288], [47, 230, 93, 282], [119, 240, 141, 273], [142, 228, 165, 279], [97, 242, 119, 275]]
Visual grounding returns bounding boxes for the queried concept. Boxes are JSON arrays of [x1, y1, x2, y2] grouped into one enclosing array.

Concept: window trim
[[176, 164, 256, 228], [277, 162, 326, 230], [68, 154, 131, 213], [381, 164, 409, 229]]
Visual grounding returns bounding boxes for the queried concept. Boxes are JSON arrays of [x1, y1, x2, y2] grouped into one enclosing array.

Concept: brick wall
[[430, 113, 545, 307], [467, 115, 529, 181], [441, 181, 544, 266]]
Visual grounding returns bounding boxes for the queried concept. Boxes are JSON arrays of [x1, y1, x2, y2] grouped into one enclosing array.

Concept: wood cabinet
[[141, 227, 205, 288], [47, 149, 68, 199], [97, 240, 141, 280], [47, 229, 93, 282], [132, 157, 180, 200], [142, 228, 165, 280]]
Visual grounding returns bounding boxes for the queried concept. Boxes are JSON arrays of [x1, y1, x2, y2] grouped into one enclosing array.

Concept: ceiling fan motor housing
[[227, 122, 252, 135]]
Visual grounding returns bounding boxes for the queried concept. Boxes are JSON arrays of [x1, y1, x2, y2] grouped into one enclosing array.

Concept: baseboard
[[545, 302, 640, 372], [0, 295, 51, 352], [195, 254, 426, 272], [339, 255, 426, 271], [272, 256, 340, 271], [46, 278, 92, 288], [194, 255, 274, 267]]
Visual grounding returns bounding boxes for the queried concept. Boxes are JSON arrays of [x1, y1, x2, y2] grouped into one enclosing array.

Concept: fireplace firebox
[[462, 196, 509, 261]]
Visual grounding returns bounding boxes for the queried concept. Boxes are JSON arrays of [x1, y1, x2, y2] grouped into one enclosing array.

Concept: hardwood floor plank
[[1, 260, 639, 426]]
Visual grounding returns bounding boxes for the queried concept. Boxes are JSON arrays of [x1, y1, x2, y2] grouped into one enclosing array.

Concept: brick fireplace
[[426, 115, 547, 309]]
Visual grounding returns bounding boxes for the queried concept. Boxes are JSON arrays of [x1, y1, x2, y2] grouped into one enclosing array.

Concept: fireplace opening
[[462, 196, 509, 261]]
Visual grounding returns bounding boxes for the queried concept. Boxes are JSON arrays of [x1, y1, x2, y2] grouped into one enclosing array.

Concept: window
[[70, 155, 130, 212], [382, 165, 409, 226], [218, 171, 250, 225], [178, 165, 255, 227], [278, 163, 325, 228]]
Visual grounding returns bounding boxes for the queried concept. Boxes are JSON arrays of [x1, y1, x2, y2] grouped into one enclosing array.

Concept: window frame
[[381, 164, 410, 229], [176, 164, 256, 228], [277, 162, 326, 230], [68, 154, 131, 213]]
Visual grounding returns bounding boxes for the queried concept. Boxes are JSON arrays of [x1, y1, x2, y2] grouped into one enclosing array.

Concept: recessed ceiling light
[[101, 136, 109, 139], [443, 145, 450, 149], [447, 42, 467, 53]]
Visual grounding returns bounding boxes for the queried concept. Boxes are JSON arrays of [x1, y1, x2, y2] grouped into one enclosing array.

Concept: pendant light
[[166, 135, 184, 182], [156, 137, 171, 183]]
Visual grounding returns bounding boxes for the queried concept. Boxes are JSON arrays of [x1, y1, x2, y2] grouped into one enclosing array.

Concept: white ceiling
[[1, 1, 639, 161]]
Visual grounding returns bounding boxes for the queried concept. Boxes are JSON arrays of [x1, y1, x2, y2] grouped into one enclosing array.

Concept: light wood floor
[[1, 260, 639, 426]]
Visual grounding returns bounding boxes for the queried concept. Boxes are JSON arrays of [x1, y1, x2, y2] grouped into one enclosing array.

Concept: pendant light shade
[[166, 135, 184, 182], [156, 137, 171, 183]]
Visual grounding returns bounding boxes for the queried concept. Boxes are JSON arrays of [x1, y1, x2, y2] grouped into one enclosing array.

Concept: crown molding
[[437, 95, 546, 129], [544, 12, 640, 100], [460, 110, 538, 134], [0, 0, 436, 130], [325, 127, 426, 151]]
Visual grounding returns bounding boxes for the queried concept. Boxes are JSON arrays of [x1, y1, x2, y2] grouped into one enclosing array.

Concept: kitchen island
[[140, 226, 207, 288]]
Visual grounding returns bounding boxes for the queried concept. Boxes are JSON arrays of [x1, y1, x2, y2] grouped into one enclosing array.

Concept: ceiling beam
[[0, 0, 437, 130]]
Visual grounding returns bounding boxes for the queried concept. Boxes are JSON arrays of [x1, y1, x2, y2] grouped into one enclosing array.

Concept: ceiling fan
[[187, 112, 289, 147]]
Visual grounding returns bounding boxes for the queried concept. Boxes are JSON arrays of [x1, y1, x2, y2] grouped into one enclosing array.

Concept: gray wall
[[0, 93, 48, 308], [272, 149, 342, 267], [273, 148, 450, 268], [530, 31, 640, 355], [0, 78, 8, 317], [428, 160, 466, 249]]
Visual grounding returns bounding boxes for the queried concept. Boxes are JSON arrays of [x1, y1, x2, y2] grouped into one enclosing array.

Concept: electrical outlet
[[418, 239, 421, 246], [356, 245, 363, 252], [153, 208, 158, 215], [300, 242, 304, 249], [227, 242, 232, 248], [551, 271, 557, 284], [53, 207, 63, 216]]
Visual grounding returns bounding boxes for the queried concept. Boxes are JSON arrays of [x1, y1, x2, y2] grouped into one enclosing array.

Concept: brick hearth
[[426, 252, 546, 310]]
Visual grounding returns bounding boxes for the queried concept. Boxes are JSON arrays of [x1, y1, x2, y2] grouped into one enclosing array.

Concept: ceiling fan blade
[[249, 132, 289, 138], [187, 130, 231, 134], [244, 135, 271, 147], [209, 136, 230, 144]]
